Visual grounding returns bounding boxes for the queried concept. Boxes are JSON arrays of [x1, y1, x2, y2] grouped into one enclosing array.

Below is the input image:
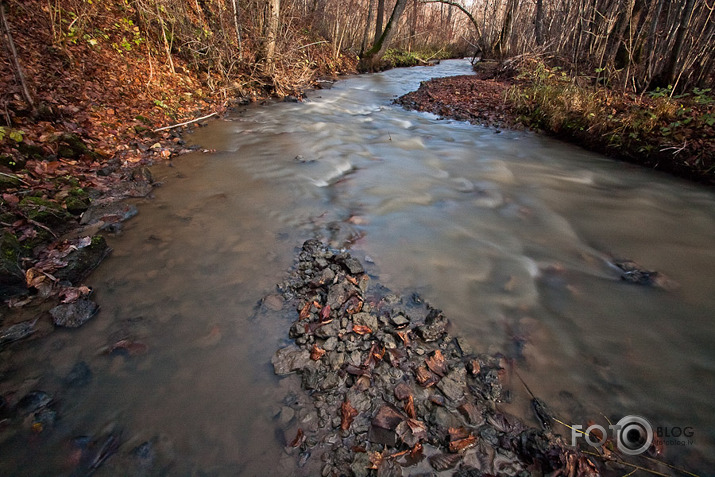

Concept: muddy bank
[[268, 239, 603, 476]]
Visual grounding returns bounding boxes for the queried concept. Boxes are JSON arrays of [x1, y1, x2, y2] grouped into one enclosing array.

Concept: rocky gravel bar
[[269, 239, 600, 476]]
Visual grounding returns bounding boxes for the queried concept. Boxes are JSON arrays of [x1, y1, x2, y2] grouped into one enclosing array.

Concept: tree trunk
[[661, 0, 695, 87], [360, 0, 376, 56], [232, 0, 242, 59], [374, 0, 385, 41], [495, 0, 517, 57], [535, 0, 544, 46], [360, 0, 409, 71], [409, 0, 418, 51], [0, 0, 34, 112], [264, 0, 280, 73]]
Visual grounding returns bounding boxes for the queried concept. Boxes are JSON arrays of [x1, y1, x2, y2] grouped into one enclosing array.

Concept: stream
[[2, 59, 714, 475]]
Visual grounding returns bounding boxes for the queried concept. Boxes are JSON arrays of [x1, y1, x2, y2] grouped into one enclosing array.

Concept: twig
[[296, 40, 328, 50], [0, 171, 30, 186], [0, 1, 35, 112], [153, 112, 219, 132]]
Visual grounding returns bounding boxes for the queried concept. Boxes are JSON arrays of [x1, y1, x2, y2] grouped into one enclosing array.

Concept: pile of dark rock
[[271, 239, 599, 476]]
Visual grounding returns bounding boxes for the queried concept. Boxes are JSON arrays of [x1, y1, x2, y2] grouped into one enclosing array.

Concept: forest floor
[[0, 0, 357, 312], [397, 59, 715, 185]]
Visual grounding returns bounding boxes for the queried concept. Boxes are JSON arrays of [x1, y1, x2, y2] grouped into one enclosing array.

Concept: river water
[[2, 60, 714, 475]]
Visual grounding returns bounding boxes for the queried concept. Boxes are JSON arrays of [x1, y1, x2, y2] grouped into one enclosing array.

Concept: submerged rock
[[50, 299, 99, 328]]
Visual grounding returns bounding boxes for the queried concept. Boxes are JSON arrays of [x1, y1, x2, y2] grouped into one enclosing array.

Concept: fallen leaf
[[404, 395, 416, 419], [310, 343, 326, 360], [340, 400, 358, 430], [415, 366, 439, 387], [319, 304, 331, 321], [289, 428, 305, 447], [352, 324, 372, 335], [298, 301, 311, 320], [425, 349, 447, 376]]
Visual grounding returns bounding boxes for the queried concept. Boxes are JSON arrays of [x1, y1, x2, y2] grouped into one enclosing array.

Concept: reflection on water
[[1, 60, 714, 475]]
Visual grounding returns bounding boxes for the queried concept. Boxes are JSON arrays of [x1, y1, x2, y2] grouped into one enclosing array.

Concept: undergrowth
[[506, 61, 715, 183]]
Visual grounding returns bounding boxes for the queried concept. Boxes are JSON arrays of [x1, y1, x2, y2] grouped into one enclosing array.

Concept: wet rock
[[64, 361, 92, 388], [53, 235, 111, 284], [17, 391, 52, 415], [0, 319, 37, 348], [352, 312, 378, 331], [272, 345, 311, 375], [327, 281, 356, 309], [309, 267, 335, 287], [336, 254, 364, 275], [80, 201, 138, 227], [50, 299, 99, 328], [416, 308, 448, 342], [613, 259, 677, 289], [389, 313, 410, 328], [437, 367, 467, 402]]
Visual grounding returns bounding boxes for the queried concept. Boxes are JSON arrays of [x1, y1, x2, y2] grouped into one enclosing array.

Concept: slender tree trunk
[[495, 0, 517, 57], [535, 0, 544, 46], [264, 0, 280, 73], [232, 0, 243, 59], [409, 0, 418, 51], [0, 0, 34, 112], [374, 0, 385, 41], [361, 0, 409, 71], [662, 0, 695, 87], [361, 0, 376, 56]]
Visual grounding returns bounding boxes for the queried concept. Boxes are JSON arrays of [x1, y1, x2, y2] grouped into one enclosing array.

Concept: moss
[[64, 187, 91, 215], [0, 230, 26, 298], [56, 133, 97, 160], [18, 142, 47, 160], [19, 196, 73, 228], [0, 173, 21, 191]]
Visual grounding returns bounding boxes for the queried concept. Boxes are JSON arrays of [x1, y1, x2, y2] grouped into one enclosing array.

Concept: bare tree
[[360, 0, 410, 70], [264, 0, 280, 73]]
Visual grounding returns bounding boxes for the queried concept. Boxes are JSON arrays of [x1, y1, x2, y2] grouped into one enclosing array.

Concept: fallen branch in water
[[152, 112, 218, 132]]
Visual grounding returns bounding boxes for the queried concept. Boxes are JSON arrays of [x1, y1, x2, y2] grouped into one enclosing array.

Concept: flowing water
[[2, 60, 714, 475]]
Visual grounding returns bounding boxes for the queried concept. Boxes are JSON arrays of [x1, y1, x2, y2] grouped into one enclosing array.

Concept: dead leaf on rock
[[319, 304, 331, 322], [372, 404, 404, 431], [425, 349, 447, 376], [340, 400, 358, 430], [415, 366, 439, 387], [404, 395, 416, 419], [310, 343, 326, 361], [298, 301, 312, 320], [352, 324, 372, 335]]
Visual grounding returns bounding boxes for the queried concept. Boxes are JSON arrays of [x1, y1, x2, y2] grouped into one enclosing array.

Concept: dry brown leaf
[[310, 343, 326, 361], [404, 395, 416, 419], [352, 324, 372, 335], [425, 349, 447, 376], [415, 366, 439, 387], [340, 400, 358, 430], [289, 428, 305, 447]]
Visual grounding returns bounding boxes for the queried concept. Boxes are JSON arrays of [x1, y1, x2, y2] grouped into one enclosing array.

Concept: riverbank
[[397, 59, 714, 185], [0, 0, 359, 321]]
